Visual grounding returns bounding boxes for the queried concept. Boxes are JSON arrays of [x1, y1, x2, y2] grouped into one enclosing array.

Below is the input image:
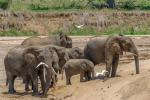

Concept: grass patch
[[0, 29, 37, 36], [60, 25, 150, 36], [1, 26, 150, 36]]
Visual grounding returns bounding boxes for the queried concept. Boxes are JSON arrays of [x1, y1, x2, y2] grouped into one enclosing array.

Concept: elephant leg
[[106, 66, 111, 78], [32, 78, 38, 96], [80, 71, 84, 82], [91, 68, 95, 79], [66, 76, 71, 85], [25, 79, 30, 93], [8, 75, 16, 94], [59, 69, 62, 74], [39, 71, 45, 95], [106, 56, 113, 77], [83, 71, 88, 80], [24, 75, 31, 93], [30, 74, 38, 96], [87, 71, 91, 81], [111, 55, 119, 77], [66, 75, 71, 85]]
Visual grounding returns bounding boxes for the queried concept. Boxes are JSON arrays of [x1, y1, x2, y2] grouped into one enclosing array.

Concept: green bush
[[29, 4, 49, 10], [0, 2, 9, 10], [121, 0, 135, 10], [139, 0, 150, 10]]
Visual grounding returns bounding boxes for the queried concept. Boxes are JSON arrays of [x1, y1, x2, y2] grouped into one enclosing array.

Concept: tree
[[106, 0, 115, 8]]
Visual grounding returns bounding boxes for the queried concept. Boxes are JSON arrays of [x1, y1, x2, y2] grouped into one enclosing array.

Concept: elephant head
[[105, 34, 139, 74], [52, 47, 69, 73], [57, 32, 72, 48], [68, 47, 84, 59], [23, 47, 58, 96]]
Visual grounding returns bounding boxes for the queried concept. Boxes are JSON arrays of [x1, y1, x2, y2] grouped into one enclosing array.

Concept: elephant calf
[[62, 59, 95, 85]]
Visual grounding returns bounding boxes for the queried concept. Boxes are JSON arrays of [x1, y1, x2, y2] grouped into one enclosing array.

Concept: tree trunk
[[107, 0, 115, 8]]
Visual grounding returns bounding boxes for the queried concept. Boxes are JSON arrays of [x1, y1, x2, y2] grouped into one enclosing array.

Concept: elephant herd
[[4, 33, 140, 97]]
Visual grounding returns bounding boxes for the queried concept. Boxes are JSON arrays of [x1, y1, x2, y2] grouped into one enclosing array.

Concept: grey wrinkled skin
[[46, 45, 69, 73], [21, 32, 72, 48], [66, 47, 84, 59], [62, 59, 95, 85], [4, 46, 58, 97], [84, 34, 139, 77]]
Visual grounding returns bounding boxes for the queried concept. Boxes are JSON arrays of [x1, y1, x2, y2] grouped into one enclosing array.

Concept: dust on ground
[[0, 36, 150, 100]]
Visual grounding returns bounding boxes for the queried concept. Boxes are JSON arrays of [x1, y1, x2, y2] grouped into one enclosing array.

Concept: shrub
[[139, 0, 150, 10], [29, 4, 49, 11], [121, 0, 135, 10], [0, 2, 9, 10]]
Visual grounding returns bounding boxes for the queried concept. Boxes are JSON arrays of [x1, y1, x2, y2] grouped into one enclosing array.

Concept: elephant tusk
[[36, 62, 49, 83], [36, 62, 48, 69], [36, 62, 57, 82], [43, 67, 46, 83]]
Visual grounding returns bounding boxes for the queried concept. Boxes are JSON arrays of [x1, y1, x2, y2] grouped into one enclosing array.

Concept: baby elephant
[[62, 59, 95, 85]]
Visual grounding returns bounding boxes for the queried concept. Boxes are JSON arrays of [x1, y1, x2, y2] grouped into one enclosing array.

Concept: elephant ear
[[105, 35, 122, 61], [23, 46, 42, 60], [112, 43, 123, 55], [24, 53, 37, 65]]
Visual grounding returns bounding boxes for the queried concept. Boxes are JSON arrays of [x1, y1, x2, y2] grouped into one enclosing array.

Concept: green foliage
[[116, 0, 150, 10], [139, 0, 150, 10], [2, 0, 150, 11], [121, 0, 135, 10], [0, 29, 37, 36], [87, 0, 106, 9], [0, 0, 11, 10], [29, 4, 49, 11], [8, 0, 107, 11]]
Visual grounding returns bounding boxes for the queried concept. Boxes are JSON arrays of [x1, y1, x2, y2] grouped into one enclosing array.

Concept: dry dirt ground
[[0, 36, 150, 100]]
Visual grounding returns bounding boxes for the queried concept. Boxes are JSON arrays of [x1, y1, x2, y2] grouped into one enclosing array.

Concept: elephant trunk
[[134, 55, 139, 74], [131, 48, 139, 74], [128, 43, 139, 74]]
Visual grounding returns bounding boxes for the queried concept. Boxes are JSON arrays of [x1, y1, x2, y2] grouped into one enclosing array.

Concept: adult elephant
[[22, 45, 68, 95], [21, 32, 72, 48], [84, 34, 139, 77], [4, 46, 59, 96]]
